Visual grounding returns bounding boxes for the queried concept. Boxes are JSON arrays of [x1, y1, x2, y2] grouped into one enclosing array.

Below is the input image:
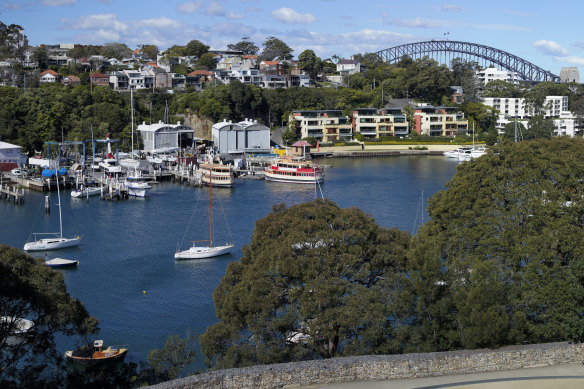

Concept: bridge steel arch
[[375, 40, 560, 83]]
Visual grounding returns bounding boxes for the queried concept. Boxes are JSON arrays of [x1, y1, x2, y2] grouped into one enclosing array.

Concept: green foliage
[[406, 138, 584, 352], [298, 49, 322, 80], [200, 200, 411, 369], [525, 114, 554, 139], [100, 43, 132, 60], [147, 333, 197, 381], [281, 128, 298, 145], [0, 22, 25, 61], [0, 244, 98, 386], [185, 39, 209, 58], [482, 80, 524, 98], [503, 120, 527, 141], [227, 38, 259, 55], [302, 136, 317, 146], [260, 36, 293, 61], [198, 52, 216, 70]]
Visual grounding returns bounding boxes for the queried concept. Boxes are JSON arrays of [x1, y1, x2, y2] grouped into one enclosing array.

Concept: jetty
[[0, 183, 24, 204]]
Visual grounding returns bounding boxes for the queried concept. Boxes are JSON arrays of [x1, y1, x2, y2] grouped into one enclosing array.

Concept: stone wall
[[178, 113, 214, 140], [149, 342, 584, 389]]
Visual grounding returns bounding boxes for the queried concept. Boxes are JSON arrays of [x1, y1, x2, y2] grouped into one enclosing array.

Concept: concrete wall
[[149, 342, 584, 389]]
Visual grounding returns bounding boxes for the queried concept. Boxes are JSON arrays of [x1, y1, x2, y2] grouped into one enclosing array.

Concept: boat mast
[[130, 88, 134, 158], [209, 170, 213, 247], [56, 169, 63, 238]]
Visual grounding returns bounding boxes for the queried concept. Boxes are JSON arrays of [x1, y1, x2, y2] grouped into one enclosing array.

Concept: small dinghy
[[65, 340, 128, 364]]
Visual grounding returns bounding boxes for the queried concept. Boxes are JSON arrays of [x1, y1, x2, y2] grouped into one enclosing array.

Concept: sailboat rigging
[[24, 169, 81, 251], [175, 171, 234, 259]]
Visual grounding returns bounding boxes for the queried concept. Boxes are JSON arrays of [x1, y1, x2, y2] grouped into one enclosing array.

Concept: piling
[[45, 195, 50, 213]]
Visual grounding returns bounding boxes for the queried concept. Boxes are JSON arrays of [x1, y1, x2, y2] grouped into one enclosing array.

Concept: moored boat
[[71, 185, 102, 198], [199, 163, 235, 187], [65, 340, 128, 364], [43, 254, 79, 268], [264, 157, 324, 184]]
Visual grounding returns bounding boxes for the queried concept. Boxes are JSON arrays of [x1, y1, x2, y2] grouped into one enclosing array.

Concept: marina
[[0, 156, 459, 369]]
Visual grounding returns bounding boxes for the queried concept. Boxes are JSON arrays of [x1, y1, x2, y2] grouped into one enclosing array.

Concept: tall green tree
[[525, 114, 555, 139], [298, 49, 322, 80], [0, 22, 26, 62], [185, 39, 209, 58], [227, 37, 259, 55], [259, 36, 293, 61], [405, 138, 584, 352], [0, 244, 98, 386], [200, 200, 410, 369]]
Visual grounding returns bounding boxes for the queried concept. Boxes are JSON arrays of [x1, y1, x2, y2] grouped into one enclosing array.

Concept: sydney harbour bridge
[[374, 40, 560, 83]]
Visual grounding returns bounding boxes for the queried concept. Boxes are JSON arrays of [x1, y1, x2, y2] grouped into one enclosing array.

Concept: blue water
[[0, 156, 458, 368]]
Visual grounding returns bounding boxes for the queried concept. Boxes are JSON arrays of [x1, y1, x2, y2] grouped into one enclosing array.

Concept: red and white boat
[[264, 158, 324, 184]]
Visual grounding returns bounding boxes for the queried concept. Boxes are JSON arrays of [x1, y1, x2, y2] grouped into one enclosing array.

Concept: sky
[[1, 0, 583, 78]]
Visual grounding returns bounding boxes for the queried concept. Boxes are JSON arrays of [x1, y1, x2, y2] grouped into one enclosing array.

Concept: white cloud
[[556, 55, 584, 66], [140, 17, 178, 29], [65, 14, 128, 32], [272, 7, 316, 24], [3, 3, 23, 9], [176, 1, 201, 15], [227, 11, 245, 20], [434, 4, 462, 12], [534, 40, 569, 56], [205, 1, 225, 16], [41, 0, 76, 5]]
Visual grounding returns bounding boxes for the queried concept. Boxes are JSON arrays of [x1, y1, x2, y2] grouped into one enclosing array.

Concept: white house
[[336, 59, 364, 76], [0, 141, 27, 171], [39, 69, 60, 83]]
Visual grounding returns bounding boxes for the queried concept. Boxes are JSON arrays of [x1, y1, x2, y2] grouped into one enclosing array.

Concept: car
[[10, 168, 27, 177]]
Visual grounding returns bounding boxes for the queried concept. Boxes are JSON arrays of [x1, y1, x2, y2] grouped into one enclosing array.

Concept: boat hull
[[45, 258, 79, 268], [264, 172, 324, 184], [71, 187, 102, 198], [175, 244, 234, 259], [65, 348, 128, 364], [24, 237, 81, 251]]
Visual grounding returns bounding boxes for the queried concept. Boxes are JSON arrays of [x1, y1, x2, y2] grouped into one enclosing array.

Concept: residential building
[[229, 68, 262, 86], [482, 95, 580, 136], [212, 118, 271, 155], [290, 110, 353, 143], [61, 75, 80, 86], [191, 69, 214, 83], [412, 106, 468, 136], [261, 74, 287, 89], [185, 72, 202, 92], [336, 59, 365, 76], [39, 69, 61, 83], [137, 121, 195, 151], [289, 74, 312, 87], [0, 141, 27, 171], [109, 72, 129, 90], [476, 67, 520, 85], [352, 108, 409, 138], [259, 60, 284, 75], [89, 73, 110, 87]]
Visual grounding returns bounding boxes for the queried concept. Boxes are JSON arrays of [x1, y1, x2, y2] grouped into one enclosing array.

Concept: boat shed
[[212, 118, 270, 155], [0, 141, 27, 171], [137, 121, 196, 151]]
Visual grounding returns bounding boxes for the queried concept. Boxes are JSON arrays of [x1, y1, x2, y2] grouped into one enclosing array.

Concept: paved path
[[303, 363, 584, 388]]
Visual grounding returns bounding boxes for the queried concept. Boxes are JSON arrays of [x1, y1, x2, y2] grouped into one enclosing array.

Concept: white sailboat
[[458, 123, 486, 161], [119, 88, 141, 170], [24, 170, 81, 251], [175, 172, 234, 259]]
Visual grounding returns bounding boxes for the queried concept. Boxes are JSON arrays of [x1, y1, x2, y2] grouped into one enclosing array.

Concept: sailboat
[[119, 88, 141, 170], [458, 123, 486, 161], [24, 170, 81, 251], [175, 172, 234, 259]]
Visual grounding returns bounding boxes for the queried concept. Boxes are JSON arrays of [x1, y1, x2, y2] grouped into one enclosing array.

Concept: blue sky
[[1, 0, 583, 77]]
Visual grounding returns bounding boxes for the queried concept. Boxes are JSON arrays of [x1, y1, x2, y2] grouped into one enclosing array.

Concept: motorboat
[[264, 157, 324, 184], [71, 185, 102, 198], [443, 147, 471, 158], [99, 158, 122, 174], [1, 316, 34, 345], [65, 340, 128, 364], [44, 256, 79, 268]]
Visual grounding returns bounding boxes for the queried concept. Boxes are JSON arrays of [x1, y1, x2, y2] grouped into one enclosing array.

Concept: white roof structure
[[137, 121, 199, 151]]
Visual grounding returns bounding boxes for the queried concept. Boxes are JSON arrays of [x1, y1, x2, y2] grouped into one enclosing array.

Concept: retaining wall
[[149, 342, 584, 389]]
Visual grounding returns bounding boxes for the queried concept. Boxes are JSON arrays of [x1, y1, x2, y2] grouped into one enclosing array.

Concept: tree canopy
[[259, 36, 293, 61], [200, 199, 410, 369], [404, 138, 584, 352], [0, 244, 98, 386], [227, 38, 259, 55]]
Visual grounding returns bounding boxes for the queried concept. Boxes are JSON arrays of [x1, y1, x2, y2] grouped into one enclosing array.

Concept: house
[[336, 59, 365, 76], [89, 73, 110, 87], [212, 118, 271, 155], [137, 121, 196, 151], [109, 72, 129, 90], [61, 75, 81, 86], [261, 74, 287, 89], [39, 69, 61, 83], [0, 141, 27, 171], [191, 70, 214, 83], [412, 106, 468, 136], [289, 74, 312, 88], [259, 60, 284, 76], [289, 140, 312, 157], [289, 110, 353, 143], [352, 108, 409, 138]]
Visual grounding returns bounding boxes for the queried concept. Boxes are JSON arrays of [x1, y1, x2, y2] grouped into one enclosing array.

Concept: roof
[[0, 141, 22, 149], [243, 55, 258, 59], [63, 75, 80, 81], [192, 70, 213, 76], [89, 73, 108, 78], [337, 59, 358, 65], [291, 140, 313, 147], [40, 69, 59, 77]]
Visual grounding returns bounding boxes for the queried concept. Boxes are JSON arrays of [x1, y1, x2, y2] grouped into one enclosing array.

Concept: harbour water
[[0, 156, 459, 368]]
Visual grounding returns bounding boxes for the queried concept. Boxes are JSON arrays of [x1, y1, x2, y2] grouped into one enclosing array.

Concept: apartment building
[[476, 67, 520, 85], [412, 106, 468, 136], [482, 95, 580, 136], [352, 108, 409, 138], [290, 110, 353, 142]]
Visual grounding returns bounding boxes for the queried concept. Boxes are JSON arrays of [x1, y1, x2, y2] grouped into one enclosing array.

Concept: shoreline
[[312, 143, 468, 158]]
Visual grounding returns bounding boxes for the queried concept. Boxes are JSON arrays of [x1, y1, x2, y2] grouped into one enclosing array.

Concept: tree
[[259, 36, 293, 61], [0, 244, 98, 386], [200, 200, 410, 369], [0, 22, 26, 62], [227, 37, 259, 55], [502, 120, 527, 141], [281, 128, 298, 145], [147, 333, 197, 381], [525, 114, 555, 140], [141, 44, 159, 61], [30, 47, 49, 69], [298, 49, 322, 80], [405, 138, 584, 352], [482, 80, 524, 98], [198, 52, 216, 70], [100, 43, 132, 60], [185, 39, 209, 58]]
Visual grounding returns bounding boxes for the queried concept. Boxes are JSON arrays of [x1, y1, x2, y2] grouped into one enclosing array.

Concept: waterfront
[[0, 156, 459, 368]]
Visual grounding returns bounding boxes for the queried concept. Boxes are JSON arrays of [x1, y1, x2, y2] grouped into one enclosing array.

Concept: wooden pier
[[0, 184, 25, 204]]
